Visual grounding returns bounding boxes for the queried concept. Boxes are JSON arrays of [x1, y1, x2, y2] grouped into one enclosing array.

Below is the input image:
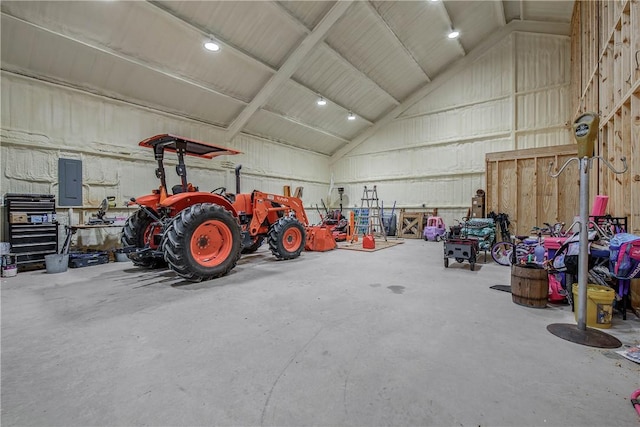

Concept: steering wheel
[[211, 186, 226, 195]]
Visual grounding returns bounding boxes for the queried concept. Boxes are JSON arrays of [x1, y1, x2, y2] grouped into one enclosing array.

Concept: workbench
[[62, 224, 123, 254]]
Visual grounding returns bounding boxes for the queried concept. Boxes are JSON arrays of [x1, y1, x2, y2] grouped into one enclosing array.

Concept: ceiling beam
[[363, 1, 431, 82], [269, 1, 400, 107], [147, 1, 274, 74], [1, 12, 248, 105], [225, 0, 354, 142], [495, 0, 506, 26], [436, 1, 466, 56], [260, 108, 352, 144], [319, 44, 402, 108], [329, 19, 570, 164], [146, 1, 370, 124]]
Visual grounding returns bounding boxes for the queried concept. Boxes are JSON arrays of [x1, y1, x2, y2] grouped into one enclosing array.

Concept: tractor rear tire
[[122, 208, 161, 267], [163, 203, 242, 282], [268, 216, 306, 260]]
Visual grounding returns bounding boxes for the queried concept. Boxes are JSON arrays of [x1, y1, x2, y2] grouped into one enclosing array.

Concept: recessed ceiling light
[[317, 96, 327, 106], [204, 40, 220, 52], [347, 112, 356, 121], [448, 30, 460, 39]]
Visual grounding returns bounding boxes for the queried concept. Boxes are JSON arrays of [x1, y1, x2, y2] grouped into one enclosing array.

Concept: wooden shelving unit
[[571, 0, 640, 235]]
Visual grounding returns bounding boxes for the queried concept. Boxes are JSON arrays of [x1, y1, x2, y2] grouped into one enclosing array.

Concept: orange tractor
[[122, 134, 315, 282]]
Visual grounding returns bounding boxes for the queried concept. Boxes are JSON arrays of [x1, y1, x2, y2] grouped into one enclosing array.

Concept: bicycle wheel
[[491, 242, 514, 266], [515, 243, 533, 263]]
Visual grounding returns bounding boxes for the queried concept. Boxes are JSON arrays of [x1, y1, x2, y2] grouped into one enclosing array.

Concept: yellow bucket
[[572, 283, 615, 329]]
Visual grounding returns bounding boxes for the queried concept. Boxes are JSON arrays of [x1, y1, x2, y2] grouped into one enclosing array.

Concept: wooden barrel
[[511, 265, 548, 308]]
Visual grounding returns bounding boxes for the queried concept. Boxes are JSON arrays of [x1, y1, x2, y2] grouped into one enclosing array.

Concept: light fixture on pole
[[204, 38, 220, 52], [347, 111, 356, 121], [316, 96, 327, 106]]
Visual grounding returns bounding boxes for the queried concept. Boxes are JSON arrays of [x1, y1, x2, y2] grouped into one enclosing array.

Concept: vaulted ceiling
[[1, 1, 574, 159]]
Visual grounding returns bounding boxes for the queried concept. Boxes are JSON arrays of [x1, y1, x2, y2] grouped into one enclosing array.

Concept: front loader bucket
[[305, 226, 337, 252]]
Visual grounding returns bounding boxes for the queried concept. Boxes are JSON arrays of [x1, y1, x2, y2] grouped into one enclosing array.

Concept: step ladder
[[351, 185, 387, 243]]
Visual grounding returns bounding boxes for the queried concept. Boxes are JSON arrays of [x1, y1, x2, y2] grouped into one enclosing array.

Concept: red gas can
[[363, 234, 375, 249]]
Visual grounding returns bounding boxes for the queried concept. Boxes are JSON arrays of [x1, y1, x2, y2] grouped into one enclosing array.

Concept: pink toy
[[591, 194, 608, 216], [423, 216, 446, 242]]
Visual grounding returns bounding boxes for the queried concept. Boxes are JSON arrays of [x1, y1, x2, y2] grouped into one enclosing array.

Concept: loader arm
[[248, 192, 309, 235]]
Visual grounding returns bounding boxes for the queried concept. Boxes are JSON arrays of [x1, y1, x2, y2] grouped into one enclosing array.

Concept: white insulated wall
[[0, 31, 571, 234], [331, 32, 571, 228], [0, 73, 329, 227]]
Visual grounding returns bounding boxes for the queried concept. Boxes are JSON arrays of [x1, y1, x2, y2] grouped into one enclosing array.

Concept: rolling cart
[[443, 237, 479, 271], [443, 219, 480, 271]]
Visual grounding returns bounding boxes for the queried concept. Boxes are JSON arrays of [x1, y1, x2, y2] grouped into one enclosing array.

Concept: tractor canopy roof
[[139, 134, 242, 159]]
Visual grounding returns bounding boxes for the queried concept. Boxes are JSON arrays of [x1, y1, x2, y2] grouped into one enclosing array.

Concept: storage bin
[[68, 252, 109, 268], [1, 254, 18, 277], [544, 237, 568, 260], [45, 254, 69, 274]]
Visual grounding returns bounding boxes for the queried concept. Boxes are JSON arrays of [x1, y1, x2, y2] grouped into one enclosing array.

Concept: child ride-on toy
[[423, 216, 446, 242]]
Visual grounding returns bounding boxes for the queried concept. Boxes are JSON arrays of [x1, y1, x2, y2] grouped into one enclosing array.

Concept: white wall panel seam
[[515, 125, 569, 134], [338, 131, 513, 158], [398, 94, 512, 121], [515, 82, 570, 96], [2, 71, 333, 163], [0, 70, 238, 132], [336, 171, 485, 185], [231, 130, 330, 159]]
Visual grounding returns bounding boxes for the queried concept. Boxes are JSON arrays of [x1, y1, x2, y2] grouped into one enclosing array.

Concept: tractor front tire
[[122, 208, 160, 267], [122, 209, 156, 247], [268, 216, 306, 260], [163, 203, 242, 282]]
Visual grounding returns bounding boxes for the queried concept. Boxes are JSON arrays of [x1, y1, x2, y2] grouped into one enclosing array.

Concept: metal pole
[[576, 157, 590, 330]]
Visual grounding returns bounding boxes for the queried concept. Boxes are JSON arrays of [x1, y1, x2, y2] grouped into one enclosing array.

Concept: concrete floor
[[2, 238, 639, 427]]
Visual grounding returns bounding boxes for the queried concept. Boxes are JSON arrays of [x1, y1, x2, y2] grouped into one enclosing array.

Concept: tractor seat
[[172, 183, 198, 194]]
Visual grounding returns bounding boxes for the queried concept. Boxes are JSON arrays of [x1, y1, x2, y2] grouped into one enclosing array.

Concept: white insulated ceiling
[[0, 1, 574, 157]]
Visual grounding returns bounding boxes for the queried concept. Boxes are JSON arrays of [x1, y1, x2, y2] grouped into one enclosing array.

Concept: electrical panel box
[[58, 158, 83, 206]]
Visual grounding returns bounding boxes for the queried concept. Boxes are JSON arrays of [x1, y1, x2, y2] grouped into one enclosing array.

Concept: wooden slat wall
[[571, 0, 640, 235], [486, 145, 579, 236], [631, 93, 640, 233]]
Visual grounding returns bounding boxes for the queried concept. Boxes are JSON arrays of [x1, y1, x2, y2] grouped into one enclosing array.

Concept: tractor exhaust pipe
[[235, 164, 242, 194]]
